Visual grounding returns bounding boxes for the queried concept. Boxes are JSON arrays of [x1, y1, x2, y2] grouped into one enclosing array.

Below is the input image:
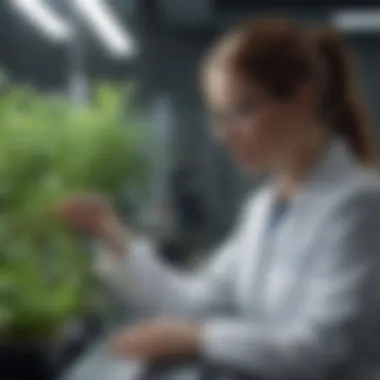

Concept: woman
[[59, 18, 380, 380]]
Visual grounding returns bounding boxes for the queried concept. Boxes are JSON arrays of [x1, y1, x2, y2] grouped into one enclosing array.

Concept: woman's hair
[[203, 18, 377, 166]]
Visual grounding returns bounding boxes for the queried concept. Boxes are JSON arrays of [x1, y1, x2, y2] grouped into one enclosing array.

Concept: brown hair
[[204, 18, 377, 166]]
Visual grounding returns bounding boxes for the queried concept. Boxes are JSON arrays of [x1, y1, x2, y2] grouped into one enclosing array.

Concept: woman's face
[[203, 67, 313, 173]]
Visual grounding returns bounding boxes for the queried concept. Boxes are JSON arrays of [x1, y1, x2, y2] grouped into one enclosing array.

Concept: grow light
[[9, 0, 72, 43], [332, 8, 380, 32], [9, 0, 136, 59], [69, 0, 137, 59]]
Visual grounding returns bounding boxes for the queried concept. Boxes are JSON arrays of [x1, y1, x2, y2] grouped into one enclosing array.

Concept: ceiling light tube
[[69, 0, 136, 58], [10, 0, 72, 42], [331, 8, 380, 32]]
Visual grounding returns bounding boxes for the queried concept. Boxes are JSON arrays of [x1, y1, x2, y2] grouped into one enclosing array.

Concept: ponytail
[[310, 27, 377, 166]]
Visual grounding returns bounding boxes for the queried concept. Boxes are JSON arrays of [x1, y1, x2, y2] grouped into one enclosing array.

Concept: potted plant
[[0, 82, 147, 379]]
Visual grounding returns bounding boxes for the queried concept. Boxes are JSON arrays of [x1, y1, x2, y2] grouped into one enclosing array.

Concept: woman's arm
[[199, 192, 380, 380], [93, 202, 252, 319], [59, 193, 253, 318], [94, 231, 241, 318]]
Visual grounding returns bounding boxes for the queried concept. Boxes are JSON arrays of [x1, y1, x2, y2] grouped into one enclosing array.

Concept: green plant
[[0, 82, 147, 341]]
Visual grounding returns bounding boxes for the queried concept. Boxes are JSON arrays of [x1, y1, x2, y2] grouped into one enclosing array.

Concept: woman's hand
[[59, 194, 114, 234], [59, 194, 127, 256], [109, 317, 202, 362]]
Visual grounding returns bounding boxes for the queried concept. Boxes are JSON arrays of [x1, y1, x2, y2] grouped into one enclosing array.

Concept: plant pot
[[0, 327, 67, 380], [0, 344, 54, 380]]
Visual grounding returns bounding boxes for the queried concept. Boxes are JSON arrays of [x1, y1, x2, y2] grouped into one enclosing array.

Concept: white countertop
[[59, 339, 144, 380]]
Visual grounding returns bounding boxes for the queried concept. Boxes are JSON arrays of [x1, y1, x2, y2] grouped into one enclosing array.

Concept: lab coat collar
[[266, 138, 360, 209], [247, 137, 359, 242], [303, 137, 358, 191]]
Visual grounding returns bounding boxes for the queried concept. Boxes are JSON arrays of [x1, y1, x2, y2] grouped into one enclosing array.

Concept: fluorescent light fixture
[[332, 8, 380, 32], [69, 0, 136, 59], [9, 0, 72, 42]]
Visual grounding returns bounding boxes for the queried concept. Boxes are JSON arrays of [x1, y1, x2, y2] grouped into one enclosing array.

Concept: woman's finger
[[111, 336, 147, 358]]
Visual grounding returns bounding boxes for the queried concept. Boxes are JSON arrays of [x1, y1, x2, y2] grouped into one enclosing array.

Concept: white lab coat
[[95, 139, 380, 380]]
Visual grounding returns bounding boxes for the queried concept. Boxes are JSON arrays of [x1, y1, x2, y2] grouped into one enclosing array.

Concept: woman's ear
[[293, 81, 320, 121]]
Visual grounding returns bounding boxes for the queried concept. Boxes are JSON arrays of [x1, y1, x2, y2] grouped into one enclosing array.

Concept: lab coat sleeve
[[93, 205, 250, 317], [201, 191, 380, 380]]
